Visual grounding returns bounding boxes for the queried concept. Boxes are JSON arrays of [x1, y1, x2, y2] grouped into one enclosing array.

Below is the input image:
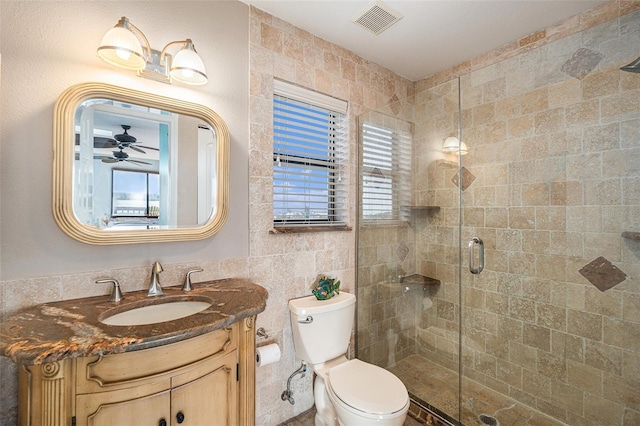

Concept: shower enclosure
[[356, 12, 640, 426]]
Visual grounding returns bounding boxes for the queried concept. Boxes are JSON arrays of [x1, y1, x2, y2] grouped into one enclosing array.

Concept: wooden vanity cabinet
[[18, 317, 256, 426]]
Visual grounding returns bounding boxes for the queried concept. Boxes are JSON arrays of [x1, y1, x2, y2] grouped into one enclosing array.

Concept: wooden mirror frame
[[53, 82, 229, 245]]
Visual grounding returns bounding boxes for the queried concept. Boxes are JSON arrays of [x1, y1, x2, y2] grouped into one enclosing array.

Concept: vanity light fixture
[[97, 16, 208, 85], [442, 136, 468, 155]]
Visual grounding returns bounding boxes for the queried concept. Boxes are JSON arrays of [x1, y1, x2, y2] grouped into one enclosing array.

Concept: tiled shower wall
[[415, 10, 640, 426]]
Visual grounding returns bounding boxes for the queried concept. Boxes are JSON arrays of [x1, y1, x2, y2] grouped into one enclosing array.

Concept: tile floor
[[389, 355, 565, 426], [280, 354, 565, 426], [280, 407, 425, 426]]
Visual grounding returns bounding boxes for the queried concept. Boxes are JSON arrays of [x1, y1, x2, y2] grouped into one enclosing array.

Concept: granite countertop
[[0, 278, 268, 366]]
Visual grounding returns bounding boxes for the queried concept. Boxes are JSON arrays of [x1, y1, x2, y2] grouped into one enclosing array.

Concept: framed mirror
[[53, 82, 229, 245]]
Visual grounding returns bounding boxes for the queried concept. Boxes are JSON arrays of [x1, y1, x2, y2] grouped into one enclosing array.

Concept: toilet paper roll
[[256, 343, 281, 367]]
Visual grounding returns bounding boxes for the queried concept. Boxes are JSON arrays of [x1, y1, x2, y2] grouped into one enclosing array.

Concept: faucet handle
[[182, 269, 203, 291], [96, 279, 124, 303]]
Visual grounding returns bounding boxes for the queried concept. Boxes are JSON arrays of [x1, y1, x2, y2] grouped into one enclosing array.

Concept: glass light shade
[[442, 136, 468, 155], [97, 25, 146, 70], [170, 42, 208, 85]]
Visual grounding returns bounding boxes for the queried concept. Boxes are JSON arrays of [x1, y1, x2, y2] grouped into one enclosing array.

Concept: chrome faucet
[[148, 261, 164, 296]]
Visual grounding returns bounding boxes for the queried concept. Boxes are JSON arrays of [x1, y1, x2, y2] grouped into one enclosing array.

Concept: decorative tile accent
[[560, 48, 605, 79], [389, 94, 401, 115], [396, 243, 410, 261], [451, 166, 476, 191], [579, 256, 627, 292]]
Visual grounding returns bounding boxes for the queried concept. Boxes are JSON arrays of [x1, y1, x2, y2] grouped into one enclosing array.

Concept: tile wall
[[2, 2, 640, 426], [412, 6, 640, 426], [245, 5, 416, 425], [357, 2, 640, 425]]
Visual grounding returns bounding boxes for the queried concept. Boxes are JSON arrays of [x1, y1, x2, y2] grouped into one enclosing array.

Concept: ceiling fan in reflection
[[94, 125, 160, 154], [93, 125, 158, 166], [94, 146, 153, 166]]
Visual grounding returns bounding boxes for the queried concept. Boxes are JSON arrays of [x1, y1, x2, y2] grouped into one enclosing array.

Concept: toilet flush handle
[[297, 315, 313, 324]]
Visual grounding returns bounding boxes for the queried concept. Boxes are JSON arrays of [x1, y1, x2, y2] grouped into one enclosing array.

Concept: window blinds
[[361, 117, 412, 222], [273, 81, 348, 227]]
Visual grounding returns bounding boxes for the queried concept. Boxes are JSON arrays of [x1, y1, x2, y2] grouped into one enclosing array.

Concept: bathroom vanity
[[0, 278, 268, 426]]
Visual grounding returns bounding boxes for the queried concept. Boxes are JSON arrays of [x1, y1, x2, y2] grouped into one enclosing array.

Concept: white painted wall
[[0, 1, 250, 280]]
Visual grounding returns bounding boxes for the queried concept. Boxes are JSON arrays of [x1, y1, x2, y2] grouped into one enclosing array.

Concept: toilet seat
[[326, 359, 408, 416]]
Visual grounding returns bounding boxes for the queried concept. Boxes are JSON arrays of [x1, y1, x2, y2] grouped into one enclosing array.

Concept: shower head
[[620, 56, 640, 73]]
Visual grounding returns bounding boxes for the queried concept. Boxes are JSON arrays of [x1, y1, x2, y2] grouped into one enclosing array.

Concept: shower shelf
[[622, 232, 640, 240], [400, 274, 440, 286], [401, 205, 440, 211], [401, 206, 440, 219]]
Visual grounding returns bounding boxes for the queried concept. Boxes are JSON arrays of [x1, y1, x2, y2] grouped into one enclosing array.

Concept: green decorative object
[[312, 276, 341, 300]]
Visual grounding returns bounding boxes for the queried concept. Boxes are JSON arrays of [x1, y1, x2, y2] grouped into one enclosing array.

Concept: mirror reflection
[[53, 83, 229, 245], [74, 98, 217, 231]]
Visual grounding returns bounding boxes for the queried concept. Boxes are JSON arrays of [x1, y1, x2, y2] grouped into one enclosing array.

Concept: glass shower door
[[457, 13, 640, 426], [356, 78, 465, 425]]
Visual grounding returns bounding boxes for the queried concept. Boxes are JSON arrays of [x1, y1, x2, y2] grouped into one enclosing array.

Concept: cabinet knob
[[176, 412, 185, 424], [159, 419, 167, 426]]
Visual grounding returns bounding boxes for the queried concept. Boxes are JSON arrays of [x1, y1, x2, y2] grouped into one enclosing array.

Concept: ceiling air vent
[[353, 0, 403, 36]]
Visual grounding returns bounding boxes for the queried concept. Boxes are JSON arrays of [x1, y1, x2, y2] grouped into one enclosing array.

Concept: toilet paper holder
[[256, 327, 268, 339]]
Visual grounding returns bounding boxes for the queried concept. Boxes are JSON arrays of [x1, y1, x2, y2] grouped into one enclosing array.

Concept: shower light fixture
[[442, 136, 468, 155], [620, 56, 640, 73], [97, 16, 208, 85]]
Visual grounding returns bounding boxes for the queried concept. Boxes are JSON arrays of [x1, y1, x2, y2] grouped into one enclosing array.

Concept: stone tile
[[565, 99, 600, 127], [623, 408, 640, 426], [567, 360, 602, 396], [585, 340, 623, 375], [560, 47, 605, 79], [451, 166, 476, 191], [550, 379, 584, 414], [584, 122, 621, 152], [579, 256, 627, 292], [523, 323, 551, 351], [583, 392, 625, 426], [534, 108, 565, 134], [583, 67, 620, 100], [568, 309, 603, 341]]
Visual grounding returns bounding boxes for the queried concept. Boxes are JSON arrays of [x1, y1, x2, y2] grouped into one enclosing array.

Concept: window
[[273, 80, 348, 229], [360, 113, 412, 222], [112, 169, 160, 217]]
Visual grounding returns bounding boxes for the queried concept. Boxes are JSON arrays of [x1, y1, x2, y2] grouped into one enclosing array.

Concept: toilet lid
[[327, 359, 408, 415]]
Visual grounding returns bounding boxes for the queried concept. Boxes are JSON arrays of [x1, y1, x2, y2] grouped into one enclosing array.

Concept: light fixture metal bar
[[137, 49, 172, 84]]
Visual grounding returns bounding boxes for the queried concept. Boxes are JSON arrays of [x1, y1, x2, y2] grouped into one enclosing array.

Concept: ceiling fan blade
[[137, 145, 159, 151], [101, 158, 119, 163], [94, 137, 118, 149], [126, 159, 152, 166], [128, 145, 146, 154]]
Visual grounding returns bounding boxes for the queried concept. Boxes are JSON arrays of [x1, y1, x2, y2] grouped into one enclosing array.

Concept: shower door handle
[[469, 237, 484, 274]]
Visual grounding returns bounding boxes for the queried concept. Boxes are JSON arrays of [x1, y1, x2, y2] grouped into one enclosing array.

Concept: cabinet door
[[171, 351, 238, 426], [76, 390, 170, 426]]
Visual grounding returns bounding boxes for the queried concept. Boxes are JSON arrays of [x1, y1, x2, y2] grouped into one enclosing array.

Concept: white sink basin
[[101, 300, 212, 326]]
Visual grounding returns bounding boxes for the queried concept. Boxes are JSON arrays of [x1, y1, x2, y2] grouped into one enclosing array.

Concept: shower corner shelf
[[401, 205, 440, 211], [401, 274, 441, 287], [401, 205, 440, 217], [622, 231, 640, 240]]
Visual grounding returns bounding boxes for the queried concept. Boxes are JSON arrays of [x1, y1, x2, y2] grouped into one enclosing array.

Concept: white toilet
[[289, 292, 409, 426]]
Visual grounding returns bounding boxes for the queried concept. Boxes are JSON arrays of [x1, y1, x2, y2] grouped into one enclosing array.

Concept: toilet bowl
[[288, 292, 409, 426], [325, 358, 409, 425]]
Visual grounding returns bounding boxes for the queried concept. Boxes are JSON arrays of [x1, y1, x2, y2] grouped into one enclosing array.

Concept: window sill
[[270, 225, 352, 234]]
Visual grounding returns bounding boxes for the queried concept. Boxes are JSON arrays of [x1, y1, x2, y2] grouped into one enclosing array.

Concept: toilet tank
[[289, 292, 356, 365]]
